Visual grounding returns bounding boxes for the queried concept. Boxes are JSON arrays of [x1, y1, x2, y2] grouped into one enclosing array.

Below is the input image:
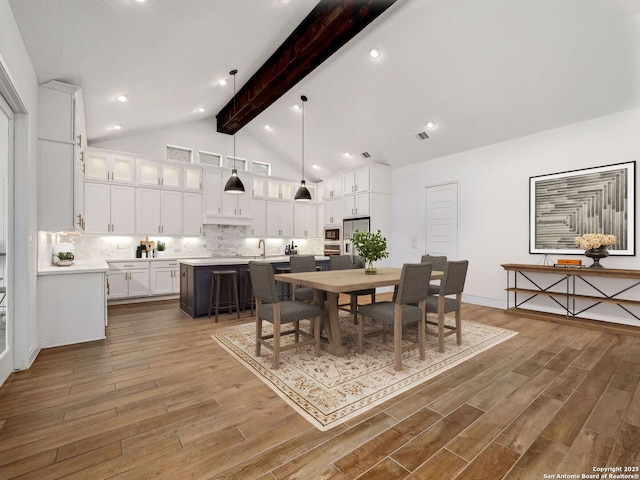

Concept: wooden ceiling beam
[[216, 0, 397, 135]]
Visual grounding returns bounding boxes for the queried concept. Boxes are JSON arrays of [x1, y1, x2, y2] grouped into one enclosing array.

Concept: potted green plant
[[55, 251, 75, 267], [156, 241, 166, 257], [350, 229, 389, 274]]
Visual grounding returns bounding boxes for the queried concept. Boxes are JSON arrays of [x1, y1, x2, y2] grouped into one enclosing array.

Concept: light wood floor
[[0, 298, 639, 479]]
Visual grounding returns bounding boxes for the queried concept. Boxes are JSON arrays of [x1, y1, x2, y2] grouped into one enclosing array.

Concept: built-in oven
[[323, 243, 341, 256]]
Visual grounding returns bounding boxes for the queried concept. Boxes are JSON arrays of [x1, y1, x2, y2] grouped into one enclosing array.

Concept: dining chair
[[289, 255, 316, 303], [357, 263, 432, 371], [249, 261, 321, 369], [426, 260, 469, 353], [421, 254, 447, 295], [329, 255, 376, 322]]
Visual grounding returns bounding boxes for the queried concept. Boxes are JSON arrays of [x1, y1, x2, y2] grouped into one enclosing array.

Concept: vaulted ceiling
[[8, 0, 640, 182]]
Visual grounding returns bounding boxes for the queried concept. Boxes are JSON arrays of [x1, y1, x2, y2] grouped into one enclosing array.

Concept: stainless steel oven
[[323, 243, 341, 256]]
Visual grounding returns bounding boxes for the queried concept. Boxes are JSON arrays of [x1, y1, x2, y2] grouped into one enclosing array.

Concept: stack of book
[[553, 259, 584, 268]]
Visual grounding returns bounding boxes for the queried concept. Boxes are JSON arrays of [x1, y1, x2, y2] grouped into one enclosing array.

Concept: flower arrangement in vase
[[350, 229, 389, 274], [574, 233, 616, 268]]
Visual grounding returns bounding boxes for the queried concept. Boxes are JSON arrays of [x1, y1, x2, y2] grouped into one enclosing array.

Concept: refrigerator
[[343, 217, 370, 258]]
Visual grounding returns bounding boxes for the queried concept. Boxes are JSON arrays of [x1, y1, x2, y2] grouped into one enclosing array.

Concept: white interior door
[[0, 92, 13, 384], [425, 182, 459, 259]]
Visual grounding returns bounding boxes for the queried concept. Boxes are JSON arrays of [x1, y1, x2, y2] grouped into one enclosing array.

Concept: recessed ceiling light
[[196, 107, 206, 113], [264, 125, 273, 131], [115, 95, 127, 102], [343, 152, 352, 158], [425, 121, 437, 129], [135, 0, 146, 3], [312, 164, 320, 170], [292, 104, 301, 111], [218, 78, 227, 86], [369, 48, 381, 59], [278, 0, 290, 4], [111, 124, 122, 130]]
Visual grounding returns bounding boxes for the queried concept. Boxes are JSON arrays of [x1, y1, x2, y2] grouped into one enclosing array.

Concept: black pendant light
[[224, 69, 245, 194], [294, 95, 312, 202]]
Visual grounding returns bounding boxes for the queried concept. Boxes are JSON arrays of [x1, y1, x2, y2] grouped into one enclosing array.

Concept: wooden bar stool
[[208, 270, 240, 322]]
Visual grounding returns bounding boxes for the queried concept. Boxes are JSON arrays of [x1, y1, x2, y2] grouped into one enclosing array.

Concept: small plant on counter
[[156, 241, 166, 252], [56, 252, 75, 261]]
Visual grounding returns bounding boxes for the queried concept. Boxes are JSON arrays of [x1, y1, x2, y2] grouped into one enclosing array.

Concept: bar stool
[[275, 266, 292, 300], [208, 270, 240, 322], [242, 271, 254, 316]]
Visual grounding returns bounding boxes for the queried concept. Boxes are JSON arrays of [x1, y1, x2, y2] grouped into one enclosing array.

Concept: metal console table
[[501, 263, 640, 323]]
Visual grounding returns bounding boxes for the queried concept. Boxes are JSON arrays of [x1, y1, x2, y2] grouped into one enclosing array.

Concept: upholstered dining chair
[[289, 255, 317, 302], [421, 254, 447, 295], [329, 255, 376, 322], [357, 263, 432, 371], [249, 261, 322, 369], [426, 260, 469, 353]]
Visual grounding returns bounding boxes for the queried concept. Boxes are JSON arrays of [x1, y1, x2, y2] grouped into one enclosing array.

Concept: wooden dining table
[[274, 267, 444, 355]]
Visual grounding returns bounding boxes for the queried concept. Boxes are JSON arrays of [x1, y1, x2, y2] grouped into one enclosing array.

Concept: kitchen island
[[179, 256, 329, 318]]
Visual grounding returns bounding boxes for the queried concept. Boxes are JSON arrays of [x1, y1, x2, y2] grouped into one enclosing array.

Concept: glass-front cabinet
[[84, 148, 135, 184]]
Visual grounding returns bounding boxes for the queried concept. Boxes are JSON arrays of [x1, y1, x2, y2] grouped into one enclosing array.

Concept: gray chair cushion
[[294, 286, 314, 302], [358, 302, 423, 325], [249, 261, 280, 303], [290, 255, 317, 273], [258, 301, 321, 324], [426, 295, 460, 314], [329, 255, 353, 271], [421, 255, 447, 272]]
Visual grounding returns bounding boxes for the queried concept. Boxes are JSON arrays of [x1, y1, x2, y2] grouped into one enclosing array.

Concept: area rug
[[212, 313, 517, 431]]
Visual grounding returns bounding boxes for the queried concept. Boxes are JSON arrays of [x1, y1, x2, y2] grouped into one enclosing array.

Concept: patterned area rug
[[212, 313, 517, 431]]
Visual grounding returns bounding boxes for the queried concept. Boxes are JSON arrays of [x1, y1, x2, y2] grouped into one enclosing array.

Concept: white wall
[[0, 0, 40, 370], [392, 107, 640, 309], [90, 118, 302, 182]]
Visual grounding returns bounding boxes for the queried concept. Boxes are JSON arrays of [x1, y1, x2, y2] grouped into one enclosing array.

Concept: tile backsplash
[[38, 225, 323, 268]]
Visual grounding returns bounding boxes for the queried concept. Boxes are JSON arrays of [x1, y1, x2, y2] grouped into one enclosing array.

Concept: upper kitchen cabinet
[[267, 179, 295, 201], [323, 176, 342, 199], [342, 164, 391, 196], [37, 81, 86, 232], [182, 192, 203, 236], [136, 188, 182, 235], [183, 165, 203, 191], [294, 204, 317, 238], [203, 166, 252, 225], [83, 182, 135, 234], [84, 148, 135, 184], [136, 159, 181, 189], [253, 176, 267, 197], [266, 201, 294, 237]]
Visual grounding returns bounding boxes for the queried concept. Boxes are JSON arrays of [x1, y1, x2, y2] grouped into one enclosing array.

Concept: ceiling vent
[[360, 151, 371, 158], [415, 131, 430, 140]]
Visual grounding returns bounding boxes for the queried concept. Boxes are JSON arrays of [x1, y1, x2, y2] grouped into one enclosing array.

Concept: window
[[166, 145, 192, 163], [226, 156, 247, 171], [198, 151, 222, 166], [252, 160, 271, 176]]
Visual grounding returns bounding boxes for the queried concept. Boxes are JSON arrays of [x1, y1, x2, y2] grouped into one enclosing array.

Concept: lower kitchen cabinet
[[38, 271, 107, 348], [108, 261, 150, 299], [149, 260, 180, 295]]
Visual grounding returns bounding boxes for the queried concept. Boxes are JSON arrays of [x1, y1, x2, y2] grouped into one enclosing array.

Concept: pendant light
[[294, 95, 312, 202], [224, 69, 245, 194]]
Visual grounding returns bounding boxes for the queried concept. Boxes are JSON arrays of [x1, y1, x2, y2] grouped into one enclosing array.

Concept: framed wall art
[[529, 161, 635, 255]]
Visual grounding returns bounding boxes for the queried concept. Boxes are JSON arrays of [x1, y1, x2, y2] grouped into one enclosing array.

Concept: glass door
[[0, 92, 13, 383]]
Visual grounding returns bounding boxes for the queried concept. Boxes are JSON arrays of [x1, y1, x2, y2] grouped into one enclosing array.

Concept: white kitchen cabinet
[[136, 188, 182, 235], [342, 193, 370, 218], [182, 192, 203, 236], [84, 148, 135, 184], [203, 166, 223, 217], [38, 271, 107, 347], [294, 204, 317, 238], [342, 164, 392, 196], [342, 167, 370, 195], [37, 81, 86, 232], [267, 179, 295, 200], [183, 165, 203, 191], [253, 176, 267, 197], [222, 187, 251, 218], [251, 199, 267, 237], [204, 167, 252, 225], [137, 159, 181, 188], [324, 198, 341, 225], [84, 182, 135, 234], [266, 201, 294, 237], [108, 261, 150, 299], [149, 260, 180, 295], [323, 176, 342, 199]]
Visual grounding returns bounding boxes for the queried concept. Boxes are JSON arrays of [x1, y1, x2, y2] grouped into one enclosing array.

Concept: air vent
[[415, 131, 430, 140], [360, 151, 371, 158]]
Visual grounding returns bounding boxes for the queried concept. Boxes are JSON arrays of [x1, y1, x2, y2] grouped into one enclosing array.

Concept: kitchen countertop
[[179, 255, 330, 266], [38, 259, 110, 276]]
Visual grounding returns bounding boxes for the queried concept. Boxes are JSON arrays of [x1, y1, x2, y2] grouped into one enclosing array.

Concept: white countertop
[[38, 259, 109, 276]]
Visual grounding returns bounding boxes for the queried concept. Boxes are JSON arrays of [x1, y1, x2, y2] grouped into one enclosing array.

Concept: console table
[[501, 264, 640, 332]]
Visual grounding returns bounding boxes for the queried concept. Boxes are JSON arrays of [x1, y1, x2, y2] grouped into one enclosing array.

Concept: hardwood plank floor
[[1, 298, 639, 479]]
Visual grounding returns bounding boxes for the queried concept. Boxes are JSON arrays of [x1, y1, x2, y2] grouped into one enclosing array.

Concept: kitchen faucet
[[258, 238, 266, 258]]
